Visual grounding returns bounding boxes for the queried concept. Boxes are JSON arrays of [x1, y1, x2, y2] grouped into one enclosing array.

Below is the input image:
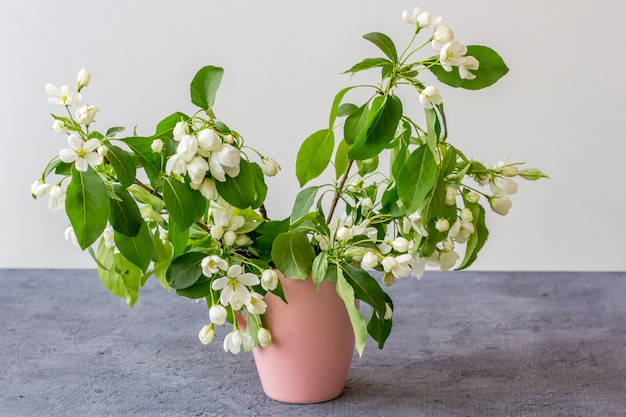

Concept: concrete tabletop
[[1, 269, 625, 416]]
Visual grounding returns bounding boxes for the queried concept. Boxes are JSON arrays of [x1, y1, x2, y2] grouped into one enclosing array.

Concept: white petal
[[59, 149, 77, 163], [237, 273, 260, 286], [83, 138, 101, 152]]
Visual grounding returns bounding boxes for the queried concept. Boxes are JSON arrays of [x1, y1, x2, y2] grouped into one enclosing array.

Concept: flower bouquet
[[33, 6, 546, 361]]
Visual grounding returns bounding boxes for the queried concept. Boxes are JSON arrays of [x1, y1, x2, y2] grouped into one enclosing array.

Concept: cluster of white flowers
[[33, 69, 105, 211], [404, 7, 480, 110], [475, 161, 521, 216]]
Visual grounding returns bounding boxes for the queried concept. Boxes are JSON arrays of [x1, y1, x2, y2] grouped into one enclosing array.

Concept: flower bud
[[489, 195, 512, 216], [391, 237, 409, 253], [383, 272, 395, 287], [261, 269, 279, 291], [77, 68, 91, 89], [435, 218, 450, 232], [460, 208, 473, 222], [490, 176, 518, 195], [97, 145, 108, 156], [190, 178, 217, 201], [258, 328, 272, 348], [261, 158, 281, 177], [501, 165, 519, 177], [151, 139, 164, 153], [433, 25, 454, 44], [224, 134, 234, 144], [196, 129, 221, 152], [361, 251, 380, 269], [173, 121, 189, 141], [465, 192, 480, 203], [384, 303, 393, 320], [31, 179, 51, 197], [198, 325, 215, 345], [223, 230, 237, 246], [438, 250, 460, 271], [209, 305, 228, 325], [75, 104, 99, 125], [336, 226, 353, 242], [361, 197, 373, 211], [444, 186, 458, 205]]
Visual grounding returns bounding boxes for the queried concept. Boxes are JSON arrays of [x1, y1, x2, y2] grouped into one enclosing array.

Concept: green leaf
[[334, 139, 350, 179], [363, 32, 398, 62], [328, 86, 360, 130], [109, 184, 142, 237], [175, 275, 213, 299], [105, 126, 125, 137], [335, 267, 368, 357], [65, 166, 110, 250], [340, 264, 387, 319], [152, 112, 190, 139], [425, 108, 438, 154], [215, 159, 265, 209], [428, 45, 509, 90], [123, 137, 162, 182], [271, 231, 314, 280], [343, 102, 369, 145], [397, 145, 437, 213], [163, 177, 205, 229], [337, 103, 358, 117], [295, 129, 334, 187], [291, 186, 319, 224], [166, 252, 206, 289], [366, 292, 393, 349], [519, 168, 549, 180], [167, 219, 189, 258], [127, 184, 165, 212], [106, 145, 137, 187], [95, 240, 141, 307], [249, 218, 290, 254], [311, 252, 329, 290], [357, 154, 379, 176], [343, 57, 393, 75], [348, 95, 403, 161], [114, 221, 154, 271], [456, 203, 489, 270], [190, 65, 224, 110]]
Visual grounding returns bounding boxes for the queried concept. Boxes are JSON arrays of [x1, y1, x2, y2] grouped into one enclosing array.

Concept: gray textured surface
[[1, 270, 625, 417]]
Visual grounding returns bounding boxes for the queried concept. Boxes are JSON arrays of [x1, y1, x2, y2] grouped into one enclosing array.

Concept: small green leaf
[[295, 129, 334, 187], [456, 203, 489, 270], [114, 221, 154, 272], [397, 145, 437, 213], [190, 65, 224, 110], [106, 126, 125, 137], [95, 240, 141, 307], [348, 95, 403, 161], [334, 139, 350, 180], [65, 166, 110, 250], [124, 137, 162, 183], [519, 168, 549, 180], [337, 103, 358, 117], [106, 145, 136, 187], [291, 186, 319, 224], [357, 154, 379, 176], [428, 45, 509, 90], [335, 267, 368, 357], [328, 86, 360, 130], [343, 57, 393, 74], [311, 252, 329, 290], [271, 232, 314, 280], [109, 184, 142, 237], [166, 252, 206, 289], [363, 32, 398, 62]]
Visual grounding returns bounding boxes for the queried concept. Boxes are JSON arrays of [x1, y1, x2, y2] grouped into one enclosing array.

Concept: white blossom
[[435, 218, 450, 233], [196, 129, 222, 156], [48, 185, 66, 211], [201, 255, 228, 277], [212, 265, 260, 310], [382, 254, 413, 278], [391, 237, 410, 253], [459, 56, 480, 80], [97, 145, 108, 157], [190, 178, 217, 200], [361, 251, 380, 269], [59, 134, 103, 172], [223, 329, 253, 354], [438, 250, 460, 271], [440, 41, 468, 72], [209, 305, 228, 325], [173, 121, 189, 141], [336, 226, 353, 242], [75, 104, 99, 125], [52, 119, 68, 134], [416, 10, 441, 28], [103, 225, 115, 248], [432, 25, 455, 51], [187, 156, 209, 184], [261, 158, 281, 177], [409, 255, 427, 279], [444, 186, 458, 205], [246, 291, 267, 315], [419, 86, 443, 109], [45, 84, 81, 106], [223, 230, 237, 246], [261, 269, 279, 291], [165, 154, 187, 176], [199, 325, 215, 345], [64, 226, 79, 247], [465, 192, 481, 203], [258, 328, 272, 348], [176, 134, 198, 163], [490, 176, 518, 195], [209, 144, 241, 182]]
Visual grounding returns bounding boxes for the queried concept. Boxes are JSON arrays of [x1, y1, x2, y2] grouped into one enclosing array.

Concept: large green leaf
[[340, 264, 388, 319], [343, 102, 369, 146], [363, 32, 398, 62], [106, 145, 136, 187], [335, 267, 368, 357], [428, 45, 509, 90], [397, 145, 437, 213], [109, 184, 142, 237], [271, 231, 314, 280], [65, 166, 109, 250], [114, 221, 154, 271], [95, 240, 142, 307], [163, 177, 205, 229], [295, 129, 334, 187], [343, 58, 393, 75], [166, 251, 205, 289], [215, 159, 265, 209], [190, 65, 224, 110], [123, 137, 162, 183], [348, 95, 403, 161]]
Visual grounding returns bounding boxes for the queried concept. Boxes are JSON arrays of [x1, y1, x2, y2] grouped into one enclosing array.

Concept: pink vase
[[252, 271, 355, 403]]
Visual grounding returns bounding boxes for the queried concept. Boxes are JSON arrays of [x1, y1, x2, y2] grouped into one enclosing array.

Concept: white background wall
[[1, 0, 624, 271]]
